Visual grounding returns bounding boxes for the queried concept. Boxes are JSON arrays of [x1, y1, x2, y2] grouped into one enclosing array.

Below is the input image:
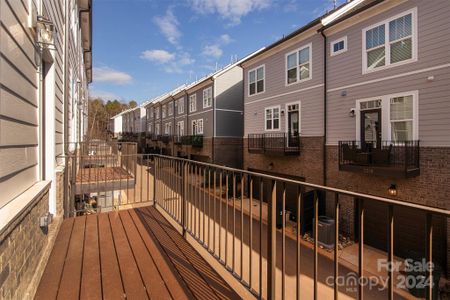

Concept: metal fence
[[248, 133, 300, 155], [152, 155, 448, 300], [62, 146, 448, 300]]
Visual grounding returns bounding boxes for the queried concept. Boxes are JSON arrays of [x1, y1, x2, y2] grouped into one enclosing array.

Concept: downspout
[[320, 29, 327, 186], [63, 0, 70, 218]]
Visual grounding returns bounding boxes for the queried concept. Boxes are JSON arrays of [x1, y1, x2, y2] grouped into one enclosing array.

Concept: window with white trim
[[203, 87, 212, 108], [192, 119, 203, 135], [265, 106, 280, 131], [162, 105, 167, 118], [364, 9, 416, 72], [148, 108, 153, 120], [155, 123, 160, 135], [176, 121, 184, 136], [148, 123, 152, 133], [248, 65, 264, 96], [286, 44, 311, 84], [189, 94, 197, 112], [177, 98, 184, 114], [330, 36, 347, 56], [168, 102, 173, 116], [390, 95, 414, 142]]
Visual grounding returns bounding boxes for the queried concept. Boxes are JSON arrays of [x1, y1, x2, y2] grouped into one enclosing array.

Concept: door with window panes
[[360, 99, 382, 150], [287, 104, 300, 147]]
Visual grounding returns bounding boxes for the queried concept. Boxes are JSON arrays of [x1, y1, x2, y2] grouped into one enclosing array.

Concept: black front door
[[360, 109, 381, 150], [288, 110, 299, 147]]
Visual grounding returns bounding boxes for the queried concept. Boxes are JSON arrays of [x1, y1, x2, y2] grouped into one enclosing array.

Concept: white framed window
[[168, 102, 173, 116], [164, 122, 172, 135], [203, 87, 212, 108], [390, 95, 414, 142], [192, 119, 204, 135], [162, 105, 167, 118], [155, 123, 160, 135], [148, 108, 153, 120], [330, 36, 347, 56], [148, 123, 152, 133], [177, 98, 184, 114], [155, 107, 160, 119], [176, 121, 184, 136], [248, 65, 265, 96], [189, 94, 197, 112], [286, 43, 311, 85], [264, 106, 280, 131], [363, 8, 417, 73]]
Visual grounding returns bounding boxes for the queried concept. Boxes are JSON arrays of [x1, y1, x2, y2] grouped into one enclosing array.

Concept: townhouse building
[[146, 54, 261, 168], [109, 112, 123, 139], [0, 0, 92, 298], [241, 0, 449, 276]]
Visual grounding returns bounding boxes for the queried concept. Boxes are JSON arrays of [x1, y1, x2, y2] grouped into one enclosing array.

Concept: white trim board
[[215, 108, 243, 113], [245, 83, 324, 106]]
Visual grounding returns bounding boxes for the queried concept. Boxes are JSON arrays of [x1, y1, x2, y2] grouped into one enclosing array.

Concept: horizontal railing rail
[[180, 135, 204, 147]]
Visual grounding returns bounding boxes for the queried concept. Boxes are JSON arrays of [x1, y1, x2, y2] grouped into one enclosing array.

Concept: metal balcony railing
[[339, 141, 420, 178], [160, 134, 172, 144], [61, 144, 447, 300], [180, 135, 203, 147], [173, 135, 183, 145], [248, 133, 300, 155]]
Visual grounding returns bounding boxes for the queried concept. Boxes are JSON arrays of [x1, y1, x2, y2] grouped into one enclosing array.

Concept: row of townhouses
[[110, 0, 450, 277], [0, 0, 92, 298]]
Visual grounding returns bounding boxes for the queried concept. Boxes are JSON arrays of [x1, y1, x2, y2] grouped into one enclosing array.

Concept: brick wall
[[243, 136, 325, 185], [213, 137, 243, 169], [0, 188, 50, 299]]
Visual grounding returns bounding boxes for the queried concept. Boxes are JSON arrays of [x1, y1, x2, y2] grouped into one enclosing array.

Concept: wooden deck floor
[[35, 206, 241, 300]]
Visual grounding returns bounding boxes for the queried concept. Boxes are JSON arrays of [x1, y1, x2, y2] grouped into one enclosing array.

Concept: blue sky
[[91, 0, 345, 104]]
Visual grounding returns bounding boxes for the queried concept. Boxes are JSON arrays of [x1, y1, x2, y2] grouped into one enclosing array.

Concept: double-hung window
[[148, 108, 153, 120], [164, 122, 172, 135], [248, 65, 264, 96], [364, 9, 416, 72], [189, 94, 197, 112], [168, 102, 173, 116], [286, 44, 311, 85], [162, 105, 166, 118], [203, 87, 212, 108], [177, 98, 184, 114], [265, 106, 280, 131], [155, 107, 160, 119], [155, 123, 160, 135], [390, 95, 414, 142]]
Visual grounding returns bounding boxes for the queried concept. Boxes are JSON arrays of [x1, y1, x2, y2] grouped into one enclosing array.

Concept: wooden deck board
[[119, 210, 173, 299], [98, 213, 125, 299], [108, 212, 149, 299], [35, 218, 74, 300], [57, 217, 86, 299], [80, 215, 102, 300], [35, 207, 240, 300]]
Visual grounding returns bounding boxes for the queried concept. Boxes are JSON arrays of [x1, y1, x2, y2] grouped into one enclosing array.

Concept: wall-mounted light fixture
[[349, 108, 356, 118], [388, 183, 397, 197], [268, 162, 274, 170], [36, 15, 55, 49], [341, 90, 347, 97]]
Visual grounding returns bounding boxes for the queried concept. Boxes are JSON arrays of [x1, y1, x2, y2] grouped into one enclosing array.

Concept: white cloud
[[153, 9, 181, 45], [141, 50, 195, 74], [202, 44, 223, 58], [189, 0, 271, 25], [140, 50, 175, 63], [89, 90, 123, 101], [219, 34, 233, 45], [93, 67, 133, 85]]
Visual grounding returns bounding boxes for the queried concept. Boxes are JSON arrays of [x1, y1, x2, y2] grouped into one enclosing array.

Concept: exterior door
[[287, 106, 299, 147], [360, 109, 381, 149]]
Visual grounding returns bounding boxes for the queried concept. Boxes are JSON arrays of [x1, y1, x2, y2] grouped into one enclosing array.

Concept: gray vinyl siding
[[243, 33, 325, 136], [326, 0, 450, 146], [187, 82, 214, 114], [187, 109, 214, 137], [215, 66, 244, 137], [0, 0, 39, 206]]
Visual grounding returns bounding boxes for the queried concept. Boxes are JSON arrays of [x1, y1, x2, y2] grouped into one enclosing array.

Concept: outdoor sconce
[[349, 108, 356, 118], [36, 15, 55, 48], [280, 109, 285, 116], [268, 162, 274, 170], [388, 183, 398, 196]]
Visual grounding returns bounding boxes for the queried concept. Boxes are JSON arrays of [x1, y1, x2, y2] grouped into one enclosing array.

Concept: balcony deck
[[35, 206, 240, 300]]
